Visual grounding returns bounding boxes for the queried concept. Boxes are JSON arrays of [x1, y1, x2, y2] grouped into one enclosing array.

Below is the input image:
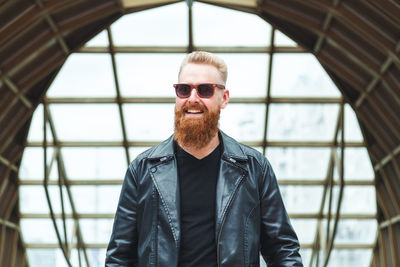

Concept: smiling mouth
[[185, 110, 204, 114]]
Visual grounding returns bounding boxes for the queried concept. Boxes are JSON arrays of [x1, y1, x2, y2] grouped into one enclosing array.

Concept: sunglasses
[[173, 83, 225, 98]]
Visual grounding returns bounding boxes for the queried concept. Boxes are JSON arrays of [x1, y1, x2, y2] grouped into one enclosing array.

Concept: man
[[106, 51, 303, 266]]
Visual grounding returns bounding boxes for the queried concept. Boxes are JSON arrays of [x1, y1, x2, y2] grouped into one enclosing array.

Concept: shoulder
[[221, 131, 270, 170], [129, 135, 175, 170]]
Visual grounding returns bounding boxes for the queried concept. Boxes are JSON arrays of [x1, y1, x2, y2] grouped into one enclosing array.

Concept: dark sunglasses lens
[[197, 84, 214, 98], [176, 84, 191, 97]]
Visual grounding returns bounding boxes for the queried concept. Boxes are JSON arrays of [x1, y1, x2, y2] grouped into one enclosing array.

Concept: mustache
[[181, 103, 208, 112]]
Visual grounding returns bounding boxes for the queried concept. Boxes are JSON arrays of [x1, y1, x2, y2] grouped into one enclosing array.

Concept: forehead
[[179, 63, 223, 84]]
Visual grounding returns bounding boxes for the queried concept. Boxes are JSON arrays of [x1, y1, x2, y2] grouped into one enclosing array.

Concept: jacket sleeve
[[259, 159, 303, 267], [105, 164, 138, 266]]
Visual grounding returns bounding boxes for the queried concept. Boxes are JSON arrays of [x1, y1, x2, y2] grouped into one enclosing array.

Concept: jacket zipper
[[216, 173, 246, 267]]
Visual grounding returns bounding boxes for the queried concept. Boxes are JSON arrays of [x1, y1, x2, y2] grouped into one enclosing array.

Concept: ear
[[220, 89, 230, 109]]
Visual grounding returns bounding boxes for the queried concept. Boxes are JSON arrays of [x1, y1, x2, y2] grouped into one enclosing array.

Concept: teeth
[[187, 110, 202, 113]]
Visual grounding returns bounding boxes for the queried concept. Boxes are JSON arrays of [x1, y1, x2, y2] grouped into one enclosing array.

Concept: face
[[175, 63, 229, 116], [174, 63, 230, 149]]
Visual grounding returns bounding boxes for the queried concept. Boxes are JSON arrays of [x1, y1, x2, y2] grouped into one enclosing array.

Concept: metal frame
[[15, 1, 381, 266]]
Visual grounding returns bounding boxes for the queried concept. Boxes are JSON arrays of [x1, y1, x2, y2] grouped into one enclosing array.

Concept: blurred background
[[1, 0, 399, 266]]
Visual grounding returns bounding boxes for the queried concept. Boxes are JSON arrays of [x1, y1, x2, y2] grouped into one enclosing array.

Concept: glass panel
[[61, 147, 127, 180], [220, 104, 266, 142], [88, 248, 107, 267], [50, 104, 122, 141], [27, 105, 54, 142], [218, 53, 268, 98], [19, 147, 55, 179], [123, 104, 174, 141], [335, 219, 377, 244], [340, 186, 377, 214], [271, 54, 340, 97], [27, 248, 69, 267], [19, 185, 72, 214], [80, 219, 113, 244], [193, 2, 270, 46], [111, 2, 188, 46], [327, 249, 372, 267], [291, 219, 317, 243], [274, 29, 297, 46], [344, 104, 363, 142], [266, 147, 331, 180], [47, 54, 116, 97], [21, 219, 58, 243], [70, 185, 121, 213], [344, 148, 374, 180], [267, 104, 339, 141], [129, 146, 151, 160], [280, 185, 324, 213], [85, 30, 108, 47], [299, 249, 312, 267], [116, 53, 184, 97], [325, 186, 376, 215]]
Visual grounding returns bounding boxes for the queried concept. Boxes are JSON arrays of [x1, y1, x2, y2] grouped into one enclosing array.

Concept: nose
[[187, 87, 200, 103]]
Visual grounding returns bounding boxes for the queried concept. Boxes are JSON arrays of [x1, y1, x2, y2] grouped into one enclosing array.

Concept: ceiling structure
[[0, 0, 399, 266]]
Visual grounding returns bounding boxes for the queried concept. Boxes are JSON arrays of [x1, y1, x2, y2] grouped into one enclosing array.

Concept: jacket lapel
[[148, 136, 181, 248], [215, 132, 249, 235]]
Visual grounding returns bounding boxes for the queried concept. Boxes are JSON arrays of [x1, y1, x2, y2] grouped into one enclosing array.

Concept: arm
[[105, 164, 138, 266], [259, 159, 303, 267]]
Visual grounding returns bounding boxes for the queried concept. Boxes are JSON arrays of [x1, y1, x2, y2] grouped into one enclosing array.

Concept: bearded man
[[105, 51, 303, 267]]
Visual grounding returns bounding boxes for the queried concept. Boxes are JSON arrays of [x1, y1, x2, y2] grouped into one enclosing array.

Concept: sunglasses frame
[[173, 83, 225, 98]]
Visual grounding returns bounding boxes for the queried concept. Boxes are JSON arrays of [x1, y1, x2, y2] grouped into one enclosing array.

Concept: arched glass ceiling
[[18, 2, 377, 266]]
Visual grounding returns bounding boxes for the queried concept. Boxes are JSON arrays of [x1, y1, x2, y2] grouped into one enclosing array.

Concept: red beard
[[174, 103, 220, 149]]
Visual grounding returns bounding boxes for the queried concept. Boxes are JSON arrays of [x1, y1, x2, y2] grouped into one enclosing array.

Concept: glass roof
[[19, 2, 377, 267]]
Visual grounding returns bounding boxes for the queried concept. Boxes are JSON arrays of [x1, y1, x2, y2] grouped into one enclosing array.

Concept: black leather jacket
[[106, 132, 302, 266]]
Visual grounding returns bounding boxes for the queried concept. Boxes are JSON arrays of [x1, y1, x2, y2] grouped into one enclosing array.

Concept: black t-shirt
[[175, 142, 221, 267]]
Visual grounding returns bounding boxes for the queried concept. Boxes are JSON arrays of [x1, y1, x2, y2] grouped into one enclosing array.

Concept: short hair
[[178, 51, 228, 83]]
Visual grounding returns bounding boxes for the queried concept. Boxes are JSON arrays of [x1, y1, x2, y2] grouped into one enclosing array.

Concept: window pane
[[129, 147, 151, 160], [27, 249, 68, 267], [219, 53, 268, 98], [123, 104, 174, 141], [50, 104, 122, 141], [19, 185, 72, 214], [88, 248, 107, 267], [21, 219, 58, 243], [327, 249, 372, 267], [267, 104, 339, 141], [47, 54, 116, 97], [62, 147, 127, 180], [341, 186, 377, 214], [70, 185, 121, 213], [27, 105, 54, 142], [19, 147, 55, 179], [80, 219, 113, 244], [324, 186, 376, 215], [220, 104, 266, 142], [85, 30, 108, 47], [335, 219, 377, 244], [271, 54, 340, 97], [274, 30, 297, 47], [266, 147, 331, 180], [345, 104, 364, 142], [116, 53, 183, 97], [193, 2, 270, 46], [344, 148, 374, 180], [299, 249, 312, 267], [111, 3, 188, 46], [291, 219, 317, 243], [280, 185, 324, 213]]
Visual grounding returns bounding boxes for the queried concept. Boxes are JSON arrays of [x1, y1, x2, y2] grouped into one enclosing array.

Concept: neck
[[177, 133, 220, 159]]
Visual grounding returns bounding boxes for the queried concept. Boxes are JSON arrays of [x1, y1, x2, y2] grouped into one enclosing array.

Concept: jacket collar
[[147, 130, 248, 162]]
